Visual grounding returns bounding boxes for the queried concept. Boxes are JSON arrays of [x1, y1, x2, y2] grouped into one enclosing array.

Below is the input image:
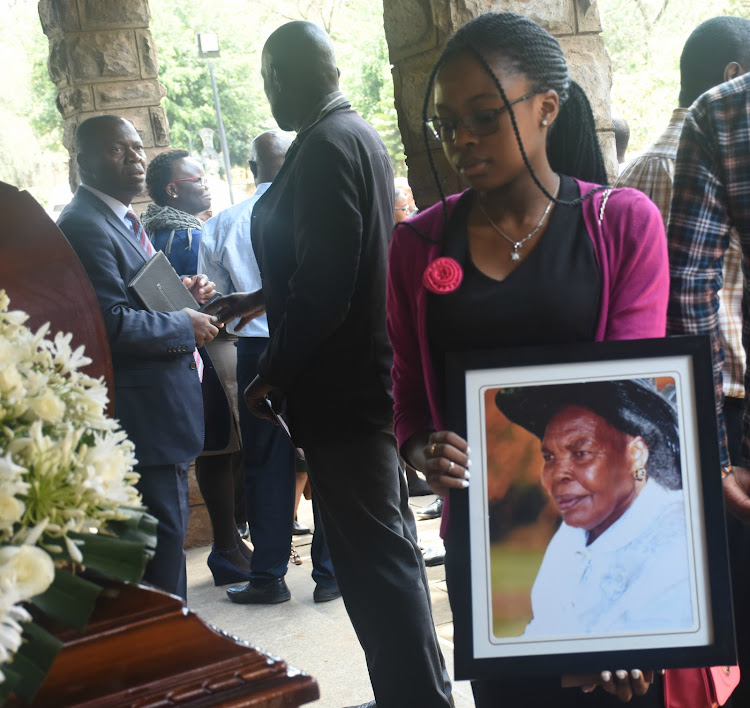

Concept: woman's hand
[[182, 274, 216, 304], [422, 431, 471, 497], [565, 669, 654, 702]]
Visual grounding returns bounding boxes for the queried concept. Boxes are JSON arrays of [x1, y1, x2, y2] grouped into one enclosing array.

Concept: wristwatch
[[722, 465, 733, 479]]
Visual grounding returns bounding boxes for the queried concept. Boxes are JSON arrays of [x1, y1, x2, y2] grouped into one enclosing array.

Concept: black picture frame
[[445, 336, 736, 681]]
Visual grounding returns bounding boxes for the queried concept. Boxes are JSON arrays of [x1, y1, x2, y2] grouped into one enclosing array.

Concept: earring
[[541, 119, 549, 127], [633, 467, 646, 482], [172, 194, 177, 198]]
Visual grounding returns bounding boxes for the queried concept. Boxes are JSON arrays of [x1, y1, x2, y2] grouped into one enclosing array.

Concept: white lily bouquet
[[0, 291, 157, 704]]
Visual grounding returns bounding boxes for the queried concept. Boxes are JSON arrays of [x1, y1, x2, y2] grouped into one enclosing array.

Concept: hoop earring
[[633, 467, 646, 482]]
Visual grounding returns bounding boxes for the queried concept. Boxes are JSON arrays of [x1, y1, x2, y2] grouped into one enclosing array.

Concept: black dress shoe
[[313, 583, 342, 603], [416, 497, 443, 520], [292, 519, 311, 535], [226, 577, 291, 604]]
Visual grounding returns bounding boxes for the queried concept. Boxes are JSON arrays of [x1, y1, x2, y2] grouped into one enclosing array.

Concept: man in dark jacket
[[57, 115, 219, 599], [206, 21, 452, 708]]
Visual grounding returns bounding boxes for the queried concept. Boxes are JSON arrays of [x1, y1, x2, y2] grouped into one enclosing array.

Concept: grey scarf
[[140, 204, 203, 253]]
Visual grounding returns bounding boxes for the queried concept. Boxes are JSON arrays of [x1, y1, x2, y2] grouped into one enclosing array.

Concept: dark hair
[[75, 114, 128, 154], [146, 149, 190, 206], [611, 115, 630, 162], [421, 11, 607, 223], [680, 16, 750, 107]]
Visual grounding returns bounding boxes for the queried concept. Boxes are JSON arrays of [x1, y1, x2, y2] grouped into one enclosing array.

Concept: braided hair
[[146, 148, 190, 206], [419, 12, 607, 237]]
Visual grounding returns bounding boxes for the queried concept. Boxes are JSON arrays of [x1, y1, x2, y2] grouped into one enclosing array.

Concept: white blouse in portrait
[[522, 480, 694, 638]]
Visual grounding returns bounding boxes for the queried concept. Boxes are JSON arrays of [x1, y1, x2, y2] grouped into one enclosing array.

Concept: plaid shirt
[[618, 110, 745, 403], [667, 72, 750, 467], [616, 108, 688, 223]]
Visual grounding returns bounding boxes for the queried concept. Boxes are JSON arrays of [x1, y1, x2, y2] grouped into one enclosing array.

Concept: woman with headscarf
[[495, 379, 691, 638], [386, 11, 669, 707], [142, 149, 251, 586]]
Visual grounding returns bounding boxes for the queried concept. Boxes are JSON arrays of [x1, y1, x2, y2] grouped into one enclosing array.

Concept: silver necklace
[[477, 177, 561, 262]]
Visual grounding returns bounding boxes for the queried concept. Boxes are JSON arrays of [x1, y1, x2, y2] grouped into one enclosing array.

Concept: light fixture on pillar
[[196, 32, 234, 205]]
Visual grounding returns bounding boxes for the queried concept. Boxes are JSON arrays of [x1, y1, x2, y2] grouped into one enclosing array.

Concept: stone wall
[[38, 0, 169, 198], [382, 0, 615, 207]]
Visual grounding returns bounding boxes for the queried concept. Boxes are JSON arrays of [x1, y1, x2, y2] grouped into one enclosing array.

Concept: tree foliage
[[600, 0, 750, 154], [0, 0, 67, 200], [149, 0, 405, 172], [5, 0, 749, 196]]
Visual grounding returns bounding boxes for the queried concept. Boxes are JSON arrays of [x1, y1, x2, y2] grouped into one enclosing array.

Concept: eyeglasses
[[394, 205, 410, 212], [425, 92, 537, 143], [168, 175, 209, 187]]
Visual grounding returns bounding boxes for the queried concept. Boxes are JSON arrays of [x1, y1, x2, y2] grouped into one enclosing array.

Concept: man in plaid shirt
[[667, 68, 750, 704], [619, 18, 750, 439]]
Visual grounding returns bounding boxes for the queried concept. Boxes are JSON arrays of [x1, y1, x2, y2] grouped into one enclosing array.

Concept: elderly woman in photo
[[495, 379, 693, 638]]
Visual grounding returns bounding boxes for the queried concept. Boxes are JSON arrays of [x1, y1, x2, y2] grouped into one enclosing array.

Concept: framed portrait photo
[[445, 336, 736, 681]]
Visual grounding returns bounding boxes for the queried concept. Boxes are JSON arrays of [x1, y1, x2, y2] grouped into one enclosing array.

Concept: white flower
[[64, 536, 83, 564], [27, 390, 66, 423], [0, 363, 22, 394], [0, 494, 24, 531], [0, 601, 32, 680], [0, 546, 54, 601], [81, 431, 139, 506]]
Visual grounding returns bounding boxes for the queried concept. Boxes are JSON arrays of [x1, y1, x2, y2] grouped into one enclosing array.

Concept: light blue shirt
[[523, 480, 694, 638], [198, 183, 270, 338]]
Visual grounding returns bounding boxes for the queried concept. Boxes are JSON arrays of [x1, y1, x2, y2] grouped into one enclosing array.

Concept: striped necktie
[[125, 211, 155, 258]]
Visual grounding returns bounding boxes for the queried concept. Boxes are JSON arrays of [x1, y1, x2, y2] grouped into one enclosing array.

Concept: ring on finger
[[448, 460, 455, 472], [430, 443, 438, 456]]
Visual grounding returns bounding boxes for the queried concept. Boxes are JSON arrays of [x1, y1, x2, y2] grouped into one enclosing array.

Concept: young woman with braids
[[386, 12, 669, 707]]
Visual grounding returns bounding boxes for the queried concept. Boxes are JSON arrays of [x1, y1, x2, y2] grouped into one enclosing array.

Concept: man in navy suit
[[57, 115, 220, 599]]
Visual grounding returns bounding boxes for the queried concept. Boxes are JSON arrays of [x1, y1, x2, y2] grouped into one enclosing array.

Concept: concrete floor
[[185, 494, 474, 708]]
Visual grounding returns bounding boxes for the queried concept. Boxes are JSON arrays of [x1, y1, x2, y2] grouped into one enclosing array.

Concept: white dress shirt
[[198, 183, 270, 338]]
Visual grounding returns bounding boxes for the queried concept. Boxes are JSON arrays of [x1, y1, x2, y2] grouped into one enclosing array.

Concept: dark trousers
[[136, 462, 189, 600], [723, 396, 750, 708], [303, 429, 452, 708], [444, 493, 664, 708], [236, 337, 335, 586]]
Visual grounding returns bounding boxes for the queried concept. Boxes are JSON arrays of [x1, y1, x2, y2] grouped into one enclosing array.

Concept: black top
[[428, 175, 601, 391], [251, 106, 395, 442]]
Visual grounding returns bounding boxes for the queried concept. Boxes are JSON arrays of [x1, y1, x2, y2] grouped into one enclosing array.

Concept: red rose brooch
[[422, 257, 463, 294]]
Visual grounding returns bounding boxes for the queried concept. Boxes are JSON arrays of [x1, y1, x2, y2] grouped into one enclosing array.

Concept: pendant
[[510, 250, 521, 262]]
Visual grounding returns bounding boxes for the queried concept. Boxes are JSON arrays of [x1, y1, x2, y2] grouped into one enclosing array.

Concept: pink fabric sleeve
[[595, 188, 670, 341], [386, 229, 434, 451]]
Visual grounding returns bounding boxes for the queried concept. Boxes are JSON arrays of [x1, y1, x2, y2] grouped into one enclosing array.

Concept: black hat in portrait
[[495, 379, 681, 490]]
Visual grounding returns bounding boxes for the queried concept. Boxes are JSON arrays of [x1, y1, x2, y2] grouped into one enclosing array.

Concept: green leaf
[[69, 531, 150, 584], [0, 664, 22, 704], [0, 622, 63, 704], [31, 567, 102, 631], [107, 507, 158, 553]]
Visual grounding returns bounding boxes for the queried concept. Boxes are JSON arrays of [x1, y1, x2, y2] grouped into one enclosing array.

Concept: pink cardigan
[[386, 179, 669, 533]]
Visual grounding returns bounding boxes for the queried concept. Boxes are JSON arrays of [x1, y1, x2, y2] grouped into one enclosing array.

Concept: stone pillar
[[38, 1, 216, 548], [382, 0, 615, 207], [38, 0, 169, 197]]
